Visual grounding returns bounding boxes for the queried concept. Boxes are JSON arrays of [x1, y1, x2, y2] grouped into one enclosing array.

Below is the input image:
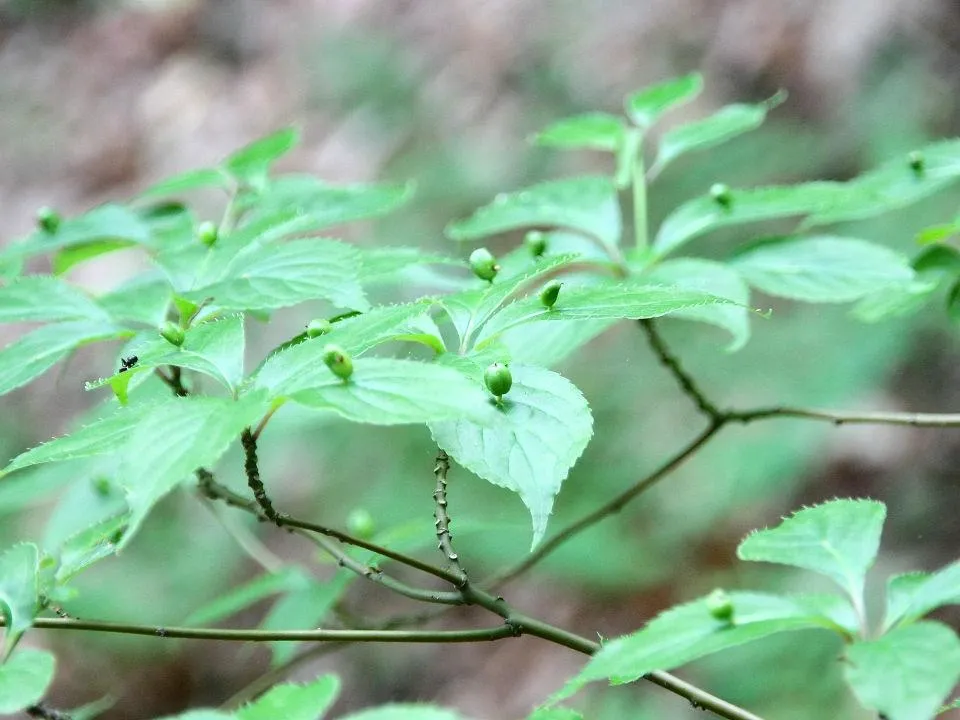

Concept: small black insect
[[119, 355, 139, 373]]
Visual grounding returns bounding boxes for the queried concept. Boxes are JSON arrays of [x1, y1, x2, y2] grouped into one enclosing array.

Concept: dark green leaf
[[0, 543, 40, 651], [430, 365, 593, 548], [731, 236, 913, 303], [0, 648, 55, 713], [853, 244, 960, 322], [845, 621, 960, 720], [532, 113, 626, 152], [446, 176, 621, 252], [0, 277, 109, 324], [884, 562, 960, 631], [237, 676, 339, 720], [52, 240, 134, 275], [737, 499, 886, 602], [624, 73, 703, 128]]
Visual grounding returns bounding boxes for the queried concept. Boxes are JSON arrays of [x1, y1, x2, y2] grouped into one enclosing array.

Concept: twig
[[240, 427, 282, 525], [730, 406, 960, 427], [154, 366, 188, 397], [640, 319, 723, 421], [433, 449, 468, 586]]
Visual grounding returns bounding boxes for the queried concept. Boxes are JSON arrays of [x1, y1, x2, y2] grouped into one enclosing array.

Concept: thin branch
[[488, 421, 725, 587], [240, 427, 282, 524], [730, 405, 960, 427], [639, 319, 723, 421], [252, 403, 281, 441], [433, 449, 468, 586], [23, 617, 514, 643], [154, 367, 188, 397]]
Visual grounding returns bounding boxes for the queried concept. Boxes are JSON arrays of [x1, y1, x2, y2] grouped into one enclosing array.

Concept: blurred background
[[2, 1, 960, 718]]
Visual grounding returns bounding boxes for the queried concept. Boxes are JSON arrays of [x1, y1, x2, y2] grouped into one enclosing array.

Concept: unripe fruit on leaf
[[306, 318, 333, 338], [347, 508, 375, 539], [706, 588, 734, 623], [484, 362, 512, 400], [908, 151, 925, 176], [710, 183, 732, 209], [159, 321, 185, 347], [36, 206, 61, 233], [525, 230, 547, 257], [196, 220, 218, 247], [322, 344, 353, 381], [469, 247, 499, 282], [540, 280, 562, 309]]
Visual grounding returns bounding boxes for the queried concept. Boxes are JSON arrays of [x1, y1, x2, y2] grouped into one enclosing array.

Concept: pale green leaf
[[139, 168, 230, 198], [654, 181, 847, 256], [184, 568, 311, 626], [117, 393, 270, 544], [845, 622, 960, 720], [97, 275, 172, 327], [430, 365, 593, 548], [499, 318, 615, 367], [446, 176, 621, 251], [474, 281, 735, 348], [0, 320, 126, 397], [731, 236, 913, 303], [532, 113, 626, 152], [884, 562, 960, 631], [0, 543, 40, 651], [182, 239, 368, 312], [252, 301, 443, 394], [0, 277, 109, 324], [237, 676, 339, 720], [359, 247, 463, 284], [624, 73, 703, 128], [558, 591, 851, 700], [737, 499, 886, 601], [651, 94, 783, 175], [340, 705, 468, 720], [527, 709, 583, 720], [52, 239, 135, 275], [224, 127, 300, 184], [853, 244, 960, 322], [54, 514, 130, 584], [0, 648, 55, 713], [288, 358, 496, 426], [641, 258, 751, 350]]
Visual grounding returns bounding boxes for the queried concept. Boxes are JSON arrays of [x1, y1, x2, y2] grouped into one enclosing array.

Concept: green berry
[[540, 280, 562, 309], [159, 321, 185, 347], [36, 206, 61, 233], [706, 588, 734, 623], [322, 344, 353, 381], [196, 220, 219, 247], [306, 318, 333, 338], [710, 183, 732, 209], [347, 508, 376, 539], [484, 362, 513, 400], [908, 151, 925, 176], [469, 247, 500, 282], [525, 230, 547, 257]]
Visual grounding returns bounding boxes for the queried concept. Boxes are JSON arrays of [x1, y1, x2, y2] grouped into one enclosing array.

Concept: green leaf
[[430, 365, 593, 548], [339, 705, 468, 720], [54, 513, 129, 584], [650, 93, 784, 175], [532, 113, 626, 152], [182, 239, 368, 313], [641, 258, 751, 350], [446, 176, 621, 252], [0, 320, 125, 397], [941, 697, 960, 714], [86, 314, 246, 399], [224, 127, 300, 185], [1, 205, 150, 263], [0, 648, 55, 713], [139, 168, 230, 198], [0, 543, 40, 652], [249, 175, 415, 229], [116, 393, 270, 544], [654, 181, 847, 256], [527, 709, 583, 720], [737, 499, 886, 602], [852, 244, 960, 322], [499, 318, 615, 367], [156, 711, 234, 720], [0, 277, 109, 324], [804, 139, 960, 227], [97, 276, 172, 327], [731, 236, 913, 303], [237, 676, 340, 720], [917, 218, 960, 245], [473, 280, 736, 348], [624, 73, 704, 128], [884, 562, 960, 631], [845, 621, 960, 720], [558, 591, 851, 700], [252, 301, 443, 393], [359, 247, 463, 284], [184, 568, 311, 626], [288, 358, 496, 426]]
